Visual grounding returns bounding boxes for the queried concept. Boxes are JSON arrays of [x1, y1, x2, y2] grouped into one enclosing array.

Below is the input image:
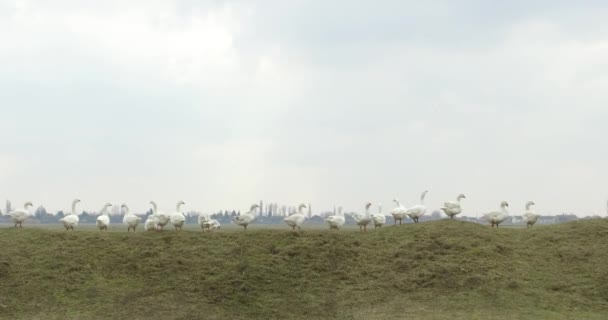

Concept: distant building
[[537, 216, 555, 224], [556, 214, 577, 223], [511, 216, 524, 225]]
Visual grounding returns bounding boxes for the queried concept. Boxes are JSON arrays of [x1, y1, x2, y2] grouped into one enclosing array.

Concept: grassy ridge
[[1, 220, 607, 319]]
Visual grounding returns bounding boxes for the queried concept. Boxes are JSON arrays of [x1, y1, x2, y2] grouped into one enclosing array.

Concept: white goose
[[60, 199, 81, 231], [150, 201, 171, 231], [371, 203, 386, 228], [6, 202, 34, 228], [406, 190, 429, 223], [390, 199, 408, 225], [483, 201, 510, 228], [441, 194, 466, 220], [96, 203, 112, 231], [208, 219, 221, 230], [170, 201, 187, 231], [352, 203, 373, 232], [145, 214, 159, 231], [523, 201, 540, 228], [122, 204, 142, 232], [284, 204, 307, 231], [232, 204, 258, 231], [198, 213, 209, 231], [198, 214, 221, 232], [325, 206, 346, 230]]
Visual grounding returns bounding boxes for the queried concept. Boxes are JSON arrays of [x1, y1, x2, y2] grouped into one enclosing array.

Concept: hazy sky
[[1, 0, 607, 216]]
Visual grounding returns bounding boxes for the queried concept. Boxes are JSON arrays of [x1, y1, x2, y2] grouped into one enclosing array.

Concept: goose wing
[[443, 201, 460, 209]]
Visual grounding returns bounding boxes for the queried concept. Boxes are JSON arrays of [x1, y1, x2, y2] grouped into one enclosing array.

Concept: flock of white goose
[[1, 191, 542, 232]]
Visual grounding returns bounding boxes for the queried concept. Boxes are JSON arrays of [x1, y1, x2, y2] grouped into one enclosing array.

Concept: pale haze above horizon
[[1, 1, 607, 216]]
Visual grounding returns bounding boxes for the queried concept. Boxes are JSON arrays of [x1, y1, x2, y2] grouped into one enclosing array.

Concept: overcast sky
[[1, 0, 607, 216]]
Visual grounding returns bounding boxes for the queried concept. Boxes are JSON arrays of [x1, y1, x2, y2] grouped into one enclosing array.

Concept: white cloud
[[1, 1, 607, 215]]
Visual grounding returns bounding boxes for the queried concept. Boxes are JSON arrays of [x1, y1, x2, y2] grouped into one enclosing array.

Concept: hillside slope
[[1, 220, 607, 319]]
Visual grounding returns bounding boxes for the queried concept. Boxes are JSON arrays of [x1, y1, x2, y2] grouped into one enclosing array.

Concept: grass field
[[1, 220, 607, 319]]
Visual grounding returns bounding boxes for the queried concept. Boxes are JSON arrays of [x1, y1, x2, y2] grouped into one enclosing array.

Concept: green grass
[[1, 220, 607, 319]]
